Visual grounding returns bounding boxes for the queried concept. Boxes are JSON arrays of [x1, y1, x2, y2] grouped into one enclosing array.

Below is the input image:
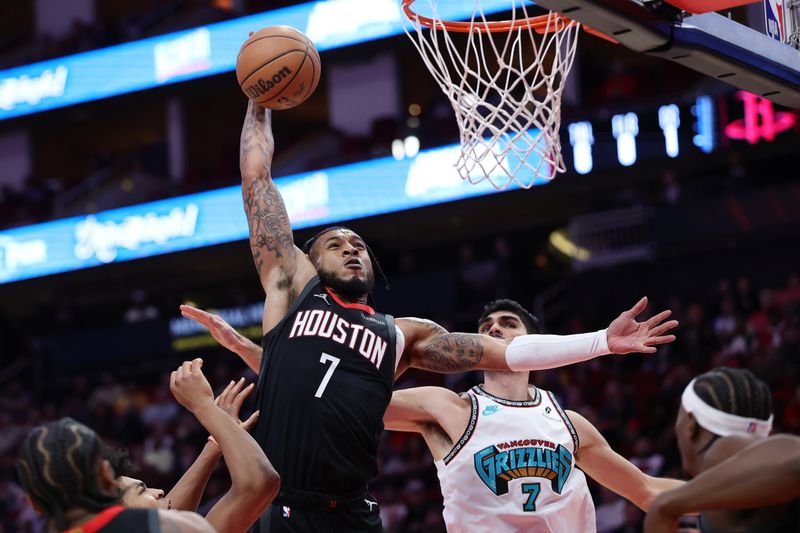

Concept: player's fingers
[[179, 305, 205, 319], [179, 304, 200, 314], [649, 320, 679, 337], [218, 380, 235, 403], [644, 335, 676, 346], [181, 360, 193, 375], [191, 358, 203, 373], [636, 344, 657, 353], [644, 310, 671, 328], [234, 382, 255, 407], [242, 410, 260, 430], [231, 380, 248, 405], [170, 371, 178, 389], [625, 296, 648, 317], [229, 377, 246, 397]]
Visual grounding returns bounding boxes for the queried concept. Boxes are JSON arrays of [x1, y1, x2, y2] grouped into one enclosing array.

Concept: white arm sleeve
[[505, 329, 610, 371]]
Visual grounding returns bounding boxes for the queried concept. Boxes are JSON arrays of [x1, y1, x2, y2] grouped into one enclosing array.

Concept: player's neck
[[330, 289, 369, 306], [482, 371, 531, 402], [63, 508, 100, 530]]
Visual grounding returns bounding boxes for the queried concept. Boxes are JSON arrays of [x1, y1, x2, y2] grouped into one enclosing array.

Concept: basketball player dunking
[[219, 101, 678, 532]]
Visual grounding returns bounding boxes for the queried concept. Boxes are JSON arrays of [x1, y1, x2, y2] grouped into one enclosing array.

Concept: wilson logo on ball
[[245, 66, 292, 99]]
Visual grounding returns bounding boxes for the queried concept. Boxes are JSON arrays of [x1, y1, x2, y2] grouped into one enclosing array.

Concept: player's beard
[[318, 268, 375, 300]]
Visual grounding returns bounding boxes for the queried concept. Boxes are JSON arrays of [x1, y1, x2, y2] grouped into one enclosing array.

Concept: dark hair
[[102, 444, 139, 478], [302, 225, 350, 254], [693, 367, 772, 421], [16, 418, 120, 530], [302, 225, 389, 291], [478, 299, 542, 335]]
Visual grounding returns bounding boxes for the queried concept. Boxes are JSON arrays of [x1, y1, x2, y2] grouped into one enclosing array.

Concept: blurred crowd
[[1, 260, 798, 532]]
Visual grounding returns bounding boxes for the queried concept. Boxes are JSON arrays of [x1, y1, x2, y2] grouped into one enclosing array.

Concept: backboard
[[533, 0, 800, 108]]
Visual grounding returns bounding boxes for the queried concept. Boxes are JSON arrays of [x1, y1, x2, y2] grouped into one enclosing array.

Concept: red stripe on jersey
[[325, 288, 375, 315], [62, 506, 126, 533]]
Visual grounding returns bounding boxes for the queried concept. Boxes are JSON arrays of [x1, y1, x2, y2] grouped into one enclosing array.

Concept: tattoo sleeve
[[419, 333, 485, 373], [240, 103, 296, 283], [405, 318, 486, 373]]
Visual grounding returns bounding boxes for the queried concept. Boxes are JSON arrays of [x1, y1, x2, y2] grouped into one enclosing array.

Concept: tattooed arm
[[395, 318, 506, 375], [240, 101, 316, 332], [396, 299, 677, 375]]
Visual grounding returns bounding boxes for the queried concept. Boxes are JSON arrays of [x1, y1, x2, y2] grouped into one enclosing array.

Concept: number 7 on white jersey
[[315, 353, 340, 398]]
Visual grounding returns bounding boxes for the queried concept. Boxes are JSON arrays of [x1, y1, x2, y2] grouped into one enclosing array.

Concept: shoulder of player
[[700, 434, 760, 472], [563, 409, 605, 448], [157, 510, 215, 533]]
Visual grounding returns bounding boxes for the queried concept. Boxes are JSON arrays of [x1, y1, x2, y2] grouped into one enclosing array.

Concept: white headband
[[681, 378, 773, 438]]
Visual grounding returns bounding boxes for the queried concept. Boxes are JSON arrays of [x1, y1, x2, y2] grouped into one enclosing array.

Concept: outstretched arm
[[180, 304, 263, 373], [568, 410, 683, 511], [397, 297, 677, 375], [165, 441, 221, 512], [644, 435, 800, 533], [240, 101, 316, 332], [384, 387, 465, 433], [165, 378, 259, 511], [171, 359, 279, 533]]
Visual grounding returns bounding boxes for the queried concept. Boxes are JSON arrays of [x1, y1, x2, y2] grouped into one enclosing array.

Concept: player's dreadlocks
[[16, 417, 120, 530], [693, 367, 772, 421]]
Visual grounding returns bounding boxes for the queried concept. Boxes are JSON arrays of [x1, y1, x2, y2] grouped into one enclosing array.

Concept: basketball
[[236, 26, 321, 110]]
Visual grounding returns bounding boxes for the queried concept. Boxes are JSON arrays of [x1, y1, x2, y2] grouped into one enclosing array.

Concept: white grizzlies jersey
[[435, 385, 596, 533]]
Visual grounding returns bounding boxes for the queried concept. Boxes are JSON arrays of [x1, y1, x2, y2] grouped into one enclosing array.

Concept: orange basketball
[[236, 26, 321, 110]]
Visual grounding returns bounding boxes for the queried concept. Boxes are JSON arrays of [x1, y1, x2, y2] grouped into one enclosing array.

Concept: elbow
[[637, 477, 663, 512], [263, 468, 281, 503], [638, 489, 656, 512], [240, 171, 261, 184], [233, 462, 280, 506]]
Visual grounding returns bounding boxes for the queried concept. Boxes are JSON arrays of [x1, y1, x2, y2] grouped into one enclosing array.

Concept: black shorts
[[256, 495, 383, 533]]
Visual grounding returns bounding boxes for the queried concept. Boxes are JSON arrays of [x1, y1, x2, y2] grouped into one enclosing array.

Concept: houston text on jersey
[[288, 309, 387, 368]]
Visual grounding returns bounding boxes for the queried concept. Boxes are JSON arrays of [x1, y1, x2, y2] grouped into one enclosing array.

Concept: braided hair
[[693, 367, 772, 422], [16, 417, 120, 530]]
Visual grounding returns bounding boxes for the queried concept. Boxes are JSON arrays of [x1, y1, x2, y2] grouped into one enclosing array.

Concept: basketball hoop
[[402, 0, 587, 190]]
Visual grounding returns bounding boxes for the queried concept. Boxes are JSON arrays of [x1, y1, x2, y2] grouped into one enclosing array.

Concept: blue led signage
[[0, 140, 536, 284], [0, 0, 511, 121]]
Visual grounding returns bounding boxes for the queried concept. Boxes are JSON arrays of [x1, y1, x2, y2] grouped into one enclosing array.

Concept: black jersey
[[61, 506, 160, 533], [253, 277, 397, 495]]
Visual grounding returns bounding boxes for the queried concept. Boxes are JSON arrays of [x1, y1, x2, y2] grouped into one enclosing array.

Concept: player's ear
[[98, 459, 117, 491], [685, 412, 702, 443], [306, 247, 320, 266]]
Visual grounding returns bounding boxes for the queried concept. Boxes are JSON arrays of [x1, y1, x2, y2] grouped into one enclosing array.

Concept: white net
[[403, 0, 580, 190]]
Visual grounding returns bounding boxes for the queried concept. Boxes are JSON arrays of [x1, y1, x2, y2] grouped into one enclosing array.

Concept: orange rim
[[401, 0, 618, 42]]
